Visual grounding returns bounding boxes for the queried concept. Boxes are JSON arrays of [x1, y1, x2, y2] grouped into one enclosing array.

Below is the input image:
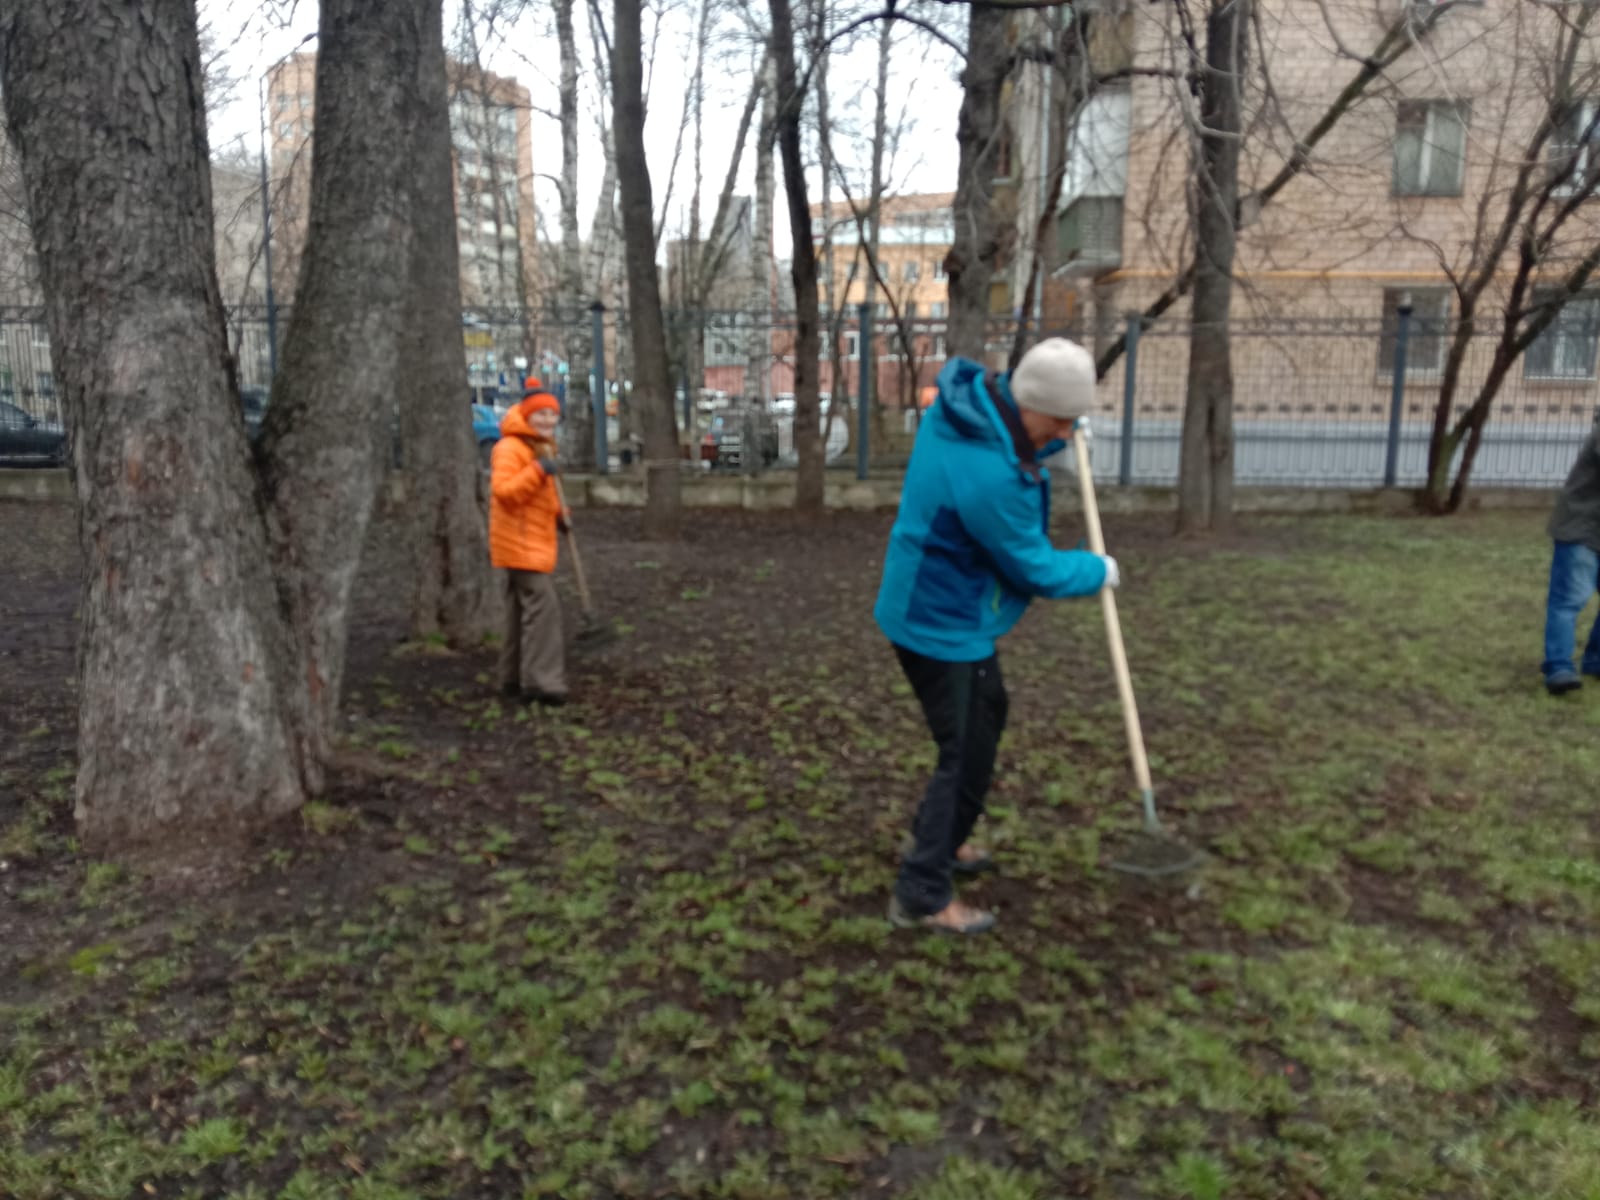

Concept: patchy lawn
[[2, 498, 1598, 1199]]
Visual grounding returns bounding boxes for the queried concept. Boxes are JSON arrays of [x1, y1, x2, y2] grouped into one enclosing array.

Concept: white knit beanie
[[1010, 337, 1097, 420]]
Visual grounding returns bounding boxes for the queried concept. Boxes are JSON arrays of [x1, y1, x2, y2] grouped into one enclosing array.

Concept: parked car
[[240, 386, 269, 442], [472, 402, 502, 467], [707, 403, 779, 471], [0, 401, 67, 467]]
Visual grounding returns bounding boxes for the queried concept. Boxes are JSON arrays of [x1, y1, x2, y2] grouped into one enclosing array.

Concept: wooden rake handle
[[543, 459, 595, 616], [1071, 428, 1155, 801]]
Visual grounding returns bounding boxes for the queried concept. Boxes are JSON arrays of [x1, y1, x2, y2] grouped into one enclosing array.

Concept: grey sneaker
[[887, 895, 996, 935]]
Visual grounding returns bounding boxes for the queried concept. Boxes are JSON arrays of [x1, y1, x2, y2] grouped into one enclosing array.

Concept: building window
[[932, 260, 947, 282], [904, 302, 918, 320], [1377, 287, 1451, 375], [300, 117, 312, 135], [903, 260, 920, 284], [298, 93, 311, 109], [1551, 100, 1599, 197], [1525, 289, 1600, 380], [930, 302, 947, 319], [874, 303, 888, 320], [276, 94, 290, 112], [844, 331, 860, 361], [1393, 100, 1469, 197], [35, 371, 54, 398], [934, 335, 947, 359]]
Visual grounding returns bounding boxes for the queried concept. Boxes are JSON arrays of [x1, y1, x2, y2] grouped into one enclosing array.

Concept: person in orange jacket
[[489, 378, 570, 705]]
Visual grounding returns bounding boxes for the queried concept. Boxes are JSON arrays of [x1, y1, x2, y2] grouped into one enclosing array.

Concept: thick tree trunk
[[1176, 0, 1248, 536], [613, 0, 681, 535], [256, 0, 426, 749], [1, 0, 312, 850], [946, 6, 1010, 360], [770, 0, 823, 510], [401, 0, 497, 644]]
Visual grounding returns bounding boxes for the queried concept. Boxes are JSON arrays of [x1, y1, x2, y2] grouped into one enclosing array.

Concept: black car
[[0, 401, 66, 467]]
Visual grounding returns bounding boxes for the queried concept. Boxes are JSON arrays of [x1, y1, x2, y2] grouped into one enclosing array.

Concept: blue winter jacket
[[874, 357, 1107, 662]]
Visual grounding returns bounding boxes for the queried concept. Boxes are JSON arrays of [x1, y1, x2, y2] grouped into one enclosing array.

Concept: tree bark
[[400, 0, 497, 644], [946, 5, 1010, 360], [770, 0, 823, 510], [747, 52, 776, 408], [1176, 0, 1248, 536], [1, 0, 312, 850], [866, 17, 892, 438], [613, 0, 681, 535], [256, 0, 427, 751], [555, 0, 594, 468]]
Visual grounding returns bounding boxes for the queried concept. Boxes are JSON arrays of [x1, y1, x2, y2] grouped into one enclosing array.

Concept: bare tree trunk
[[613, 0, 681, 534], [866, 17, 892, 440], [815, 14, 847, 454], [556, 0, 595, 470], [946, 6, 1010, 360], [1176, 0, 1248, 536], [257, 0, 426, 751], [747, 52, 775, 406], [1, 0, 311, 850], [401, 0, 496, 644], [770, 0, 822, 510], [1009, 11, 1086, 370]]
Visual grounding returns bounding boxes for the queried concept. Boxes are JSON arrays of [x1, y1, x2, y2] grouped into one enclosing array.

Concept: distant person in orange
[[489, 377, 570, 706]]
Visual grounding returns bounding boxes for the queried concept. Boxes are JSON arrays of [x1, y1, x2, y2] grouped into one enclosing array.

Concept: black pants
[[893, 644, 1009, 916]]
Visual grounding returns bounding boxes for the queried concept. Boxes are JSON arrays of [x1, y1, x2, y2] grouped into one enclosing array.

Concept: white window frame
[[1554, 99, 1598, 198], [932, 260, 947, 282], [843, 331, 860, 361], [1393, 100, 1469, 198], [1525, 289, 1600, 381], [1377, 287, 1451, 376]]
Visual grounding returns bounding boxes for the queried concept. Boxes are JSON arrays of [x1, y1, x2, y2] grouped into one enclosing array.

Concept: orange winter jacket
[[488, 406, 562, 573]]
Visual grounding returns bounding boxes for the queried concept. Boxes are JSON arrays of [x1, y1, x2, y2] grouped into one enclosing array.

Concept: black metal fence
[[7, 301, 1596, 489]]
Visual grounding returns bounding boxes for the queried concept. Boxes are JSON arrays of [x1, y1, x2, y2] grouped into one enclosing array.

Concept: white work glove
[[1099, 554, 1120, 589]]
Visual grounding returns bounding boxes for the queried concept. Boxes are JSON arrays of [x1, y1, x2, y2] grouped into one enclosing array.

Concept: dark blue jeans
[[893, 645, 1009, 916], [1543, 541, 1600, 680]]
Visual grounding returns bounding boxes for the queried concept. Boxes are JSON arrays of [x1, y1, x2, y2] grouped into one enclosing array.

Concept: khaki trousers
[[497, 569, 566, 698]]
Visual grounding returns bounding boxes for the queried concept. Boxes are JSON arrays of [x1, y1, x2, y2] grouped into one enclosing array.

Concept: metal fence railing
[[8, 302, 1596, 489]]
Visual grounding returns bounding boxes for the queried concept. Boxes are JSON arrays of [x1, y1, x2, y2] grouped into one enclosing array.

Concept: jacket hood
[[499, 404, 554, 442], [931, 357, 1061, 474], [933, 358, 1008, 447]]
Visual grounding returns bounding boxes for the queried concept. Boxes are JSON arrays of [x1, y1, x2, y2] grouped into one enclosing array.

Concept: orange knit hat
[[520, 390, 561, 416]]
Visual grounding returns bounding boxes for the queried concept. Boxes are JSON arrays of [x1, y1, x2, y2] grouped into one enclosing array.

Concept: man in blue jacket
[[876, 338, 1116, 934]]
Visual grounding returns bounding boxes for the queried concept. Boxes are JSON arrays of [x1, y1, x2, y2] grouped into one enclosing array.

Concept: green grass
[[3, 511, 1599, 1197]]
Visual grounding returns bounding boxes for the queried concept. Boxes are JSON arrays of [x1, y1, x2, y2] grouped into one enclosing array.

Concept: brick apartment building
[[1003, 0, 1600, 426]]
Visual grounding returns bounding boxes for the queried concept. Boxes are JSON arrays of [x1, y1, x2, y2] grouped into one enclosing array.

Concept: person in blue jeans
[[1544, 413, 1600, 694], [875, 339, 1116, 934]]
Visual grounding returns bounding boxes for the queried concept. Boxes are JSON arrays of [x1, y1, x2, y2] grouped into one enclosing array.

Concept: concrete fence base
[[0, 468, 72, 503], [7, 467, 1556, 517]]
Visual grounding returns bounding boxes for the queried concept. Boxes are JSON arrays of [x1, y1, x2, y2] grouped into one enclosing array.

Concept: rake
[[543, 461, 617, 650], [1072, 421, 1204, 879]]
